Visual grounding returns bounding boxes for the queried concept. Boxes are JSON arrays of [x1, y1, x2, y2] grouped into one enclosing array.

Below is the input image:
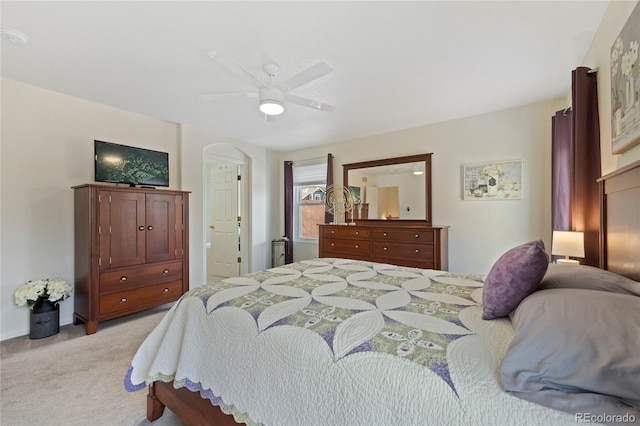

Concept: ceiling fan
[[199, 50, 336, 118]]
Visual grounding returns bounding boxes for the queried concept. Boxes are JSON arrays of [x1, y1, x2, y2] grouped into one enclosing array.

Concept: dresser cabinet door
[[99, 192, 182, 268], [101, 191, 147, 269], [146, 193, 179, 263]]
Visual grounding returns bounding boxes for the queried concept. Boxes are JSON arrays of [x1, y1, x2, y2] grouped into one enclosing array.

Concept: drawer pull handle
[[355, 244, 359, 248], [138, 226, 145, 231], [331, 243, 335, 247], [120, 298, 127, 303], [163, 269, 169, 274], [163, 288, 169, 293], [355, 231, 359, 235], [120, 276, 127, 281], [383, 247, 388, 251], [415, 249, 420, 253], [147, 225, 153, 231], [415, 234, 420, 238], [383, 232, 387, 237], [331, 230, 335, 234]]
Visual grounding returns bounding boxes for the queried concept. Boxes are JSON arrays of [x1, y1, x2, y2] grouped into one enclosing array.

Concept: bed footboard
[[147, 381, 240, 425]]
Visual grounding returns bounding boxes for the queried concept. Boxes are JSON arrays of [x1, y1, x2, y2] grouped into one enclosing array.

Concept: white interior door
[[208, 164, 240, 279]]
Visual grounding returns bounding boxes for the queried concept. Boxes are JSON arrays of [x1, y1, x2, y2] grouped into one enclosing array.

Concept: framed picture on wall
[[610, 1, 640, 154], [462, 160, 523, 201]]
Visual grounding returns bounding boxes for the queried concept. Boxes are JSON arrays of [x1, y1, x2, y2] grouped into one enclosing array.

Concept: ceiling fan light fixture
[[259, 99, 284, 116], [259, 87, 285, 116]]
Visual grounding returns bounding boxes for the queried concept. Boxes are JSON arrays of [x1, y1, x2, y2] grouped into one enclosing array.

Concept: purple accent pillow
[[482, 240, 549, 320]]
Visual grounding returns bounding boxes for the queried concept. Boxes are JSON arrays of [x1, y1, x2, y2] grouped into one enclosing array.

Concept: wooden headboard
[[598, 160, 640, 281]]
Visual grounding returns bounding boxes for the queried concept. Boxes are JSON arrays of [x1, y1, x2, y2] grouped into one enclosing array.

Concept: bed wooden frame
[[146, 160, 640, 425]]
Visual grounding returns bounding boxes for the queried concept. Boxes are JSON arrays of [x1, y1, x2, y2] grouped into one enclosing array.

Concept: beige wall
[[179, 125, 276, 287], [583, 0, 640, 173], [0, 79, 181, 340], [279, 100, 556, 274]]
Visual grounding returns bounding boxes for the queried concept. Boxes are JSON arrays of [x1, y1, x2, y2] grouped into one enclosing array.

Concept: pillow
[[481, 240, 549, 320], [538, 263, 640, 296], [500, 289, 640, 415]]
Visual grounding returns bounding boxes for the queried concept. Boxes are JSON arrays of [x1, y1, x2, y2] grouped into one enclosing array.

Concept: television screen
[[94, 140, 169, 187]]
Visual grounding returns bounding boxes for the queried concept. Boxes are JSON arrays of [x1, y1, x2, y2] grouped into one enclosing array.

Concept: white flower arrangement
[[14, 278, 72, 308], [479, 165, 505, 179], [611, 36, 639, 111]]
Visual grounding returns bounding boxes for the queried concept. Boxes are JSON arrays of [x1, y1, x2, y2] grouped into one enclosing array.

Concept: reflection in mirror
[[343, 154, 432, 223]]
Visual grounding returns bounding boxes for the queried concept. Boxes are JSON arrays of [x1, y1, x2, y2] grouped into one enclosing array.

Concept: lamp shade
[[551, 231, 585, 258]]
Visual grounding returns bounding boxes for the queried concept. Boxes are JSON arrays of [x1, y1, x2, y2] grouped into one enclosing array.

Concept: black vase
[[30, 299, 60, 339]]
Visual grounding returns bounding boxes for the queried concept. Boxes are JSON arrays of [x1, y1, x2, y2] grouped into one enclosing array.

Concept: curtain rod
[[294, 154, 331, 164]]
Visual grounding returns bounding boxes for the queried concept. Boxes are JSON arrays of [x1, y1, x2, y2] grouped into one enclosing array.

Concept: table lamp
[[551, 231, 585, 264]]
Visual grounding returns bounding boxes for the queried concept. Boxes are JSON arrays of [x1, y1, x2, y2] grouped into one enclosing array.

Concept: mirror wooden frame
[[343, 153, 432, 224]]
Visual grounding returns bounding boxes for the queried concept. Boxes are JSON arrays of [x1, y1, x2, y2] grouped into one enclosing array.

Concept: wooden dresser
[[318, 222, 448, 270], [72, 184, 190, 334]]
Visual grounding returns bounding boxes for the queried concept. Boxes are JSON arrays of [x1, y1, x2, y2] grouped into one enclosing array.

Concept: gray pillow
[[500, 288, 640, 415], [538, 264, 640, 296], [482, 240, 549, 320]]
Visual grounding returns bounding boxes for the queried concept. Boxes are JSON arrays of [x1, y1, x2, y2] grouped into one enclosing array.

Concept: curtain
[[551, 67, 601, 267], [324, 153, 334, 224], [551, 108, 572, 234], [284, 161, 294, 264], [571, 67, 601, 267]]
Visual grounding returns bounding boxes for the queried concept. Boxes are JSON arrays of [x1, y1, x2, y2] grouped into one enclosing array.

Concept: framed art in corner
[[610, 1, 640, 154], [462, 160, 523, 201]]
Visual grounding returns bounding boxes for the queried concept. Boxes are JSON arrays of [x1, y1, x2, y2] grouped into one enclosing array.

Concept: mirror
[[343, 153, 432, 223]]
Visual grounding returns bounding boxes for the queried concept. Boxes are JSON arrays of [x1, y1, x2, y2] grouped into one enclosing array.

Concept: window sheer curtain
[[551, 67, 601, 266]]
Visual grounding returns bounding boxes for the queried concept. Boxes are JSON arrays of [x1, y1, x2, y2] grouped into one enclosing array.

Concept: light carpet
[[1, 306, 183, 426]]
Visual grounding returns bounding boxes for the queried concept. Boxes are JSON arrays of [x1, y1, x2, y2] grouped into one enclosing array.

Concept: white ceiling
[[1, 1, 609, 151]]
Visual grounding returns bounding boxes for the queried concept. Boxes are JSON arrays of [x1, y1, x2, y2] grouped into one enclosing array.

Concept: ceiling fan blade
[[206, 50, 267, 89], [276, 62, 333, 93], [198, 92, 258, 101], [284, 94, 336, 112]]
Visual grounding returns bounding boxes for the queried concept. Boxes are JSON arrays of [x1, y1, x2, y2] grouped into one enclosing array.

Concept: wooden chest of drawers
[[319, 222, 448, 270], [73, 184, 190, 334]]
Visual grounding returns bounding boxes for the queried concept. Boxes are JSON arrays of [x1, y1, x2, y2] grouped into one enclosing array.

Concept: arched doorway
[[204, 145, 250, 282]]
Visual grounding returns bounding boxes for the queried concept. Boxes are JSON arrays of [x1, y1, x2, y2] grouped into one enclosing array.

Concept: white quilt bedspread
[[125, 258, 577, 425]]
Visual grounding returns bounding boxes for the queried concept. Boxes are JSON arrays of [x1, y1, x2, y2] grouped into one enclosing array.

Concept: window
[[293, 162, 327, 241]]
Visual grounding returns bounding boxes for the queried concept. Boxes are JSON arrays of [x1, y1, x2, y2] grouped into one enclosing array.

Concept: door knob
[[209, 225, 215, 229]]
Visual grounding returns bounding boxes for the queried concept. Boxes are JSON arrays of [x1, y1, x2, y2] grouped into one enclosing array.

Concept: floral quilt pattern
[[183, 258, 484, 393]]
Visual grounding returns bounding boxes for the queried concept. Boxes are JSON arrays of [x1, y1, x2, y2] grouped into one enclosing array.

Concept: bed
[[125, 161, 640, 425]]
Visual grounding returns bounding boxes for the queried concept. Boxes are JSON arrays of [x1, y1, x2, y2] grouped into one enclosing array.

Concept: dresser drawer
[[371, 257, 435, 270], [323, 238, 370, 256], [322, 226, 370, 239], [371, 229, 435, 243], [100, 261, 183, 294], [99, 280, 183, 318], [371, 241, 434, 261]]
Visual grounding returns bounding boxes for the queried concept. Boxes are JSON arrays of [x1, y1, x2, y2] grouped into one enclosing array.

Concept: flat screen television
[[94, 140, 169, 187]]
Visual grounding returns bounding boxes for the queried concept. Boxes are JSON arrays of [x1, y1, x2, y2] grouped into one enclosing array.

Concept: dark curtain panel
[[324, 153, 334, 224], [551, 108, 572, 234], [284, 161, 294, 264], [571, 67, 601, 267]]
